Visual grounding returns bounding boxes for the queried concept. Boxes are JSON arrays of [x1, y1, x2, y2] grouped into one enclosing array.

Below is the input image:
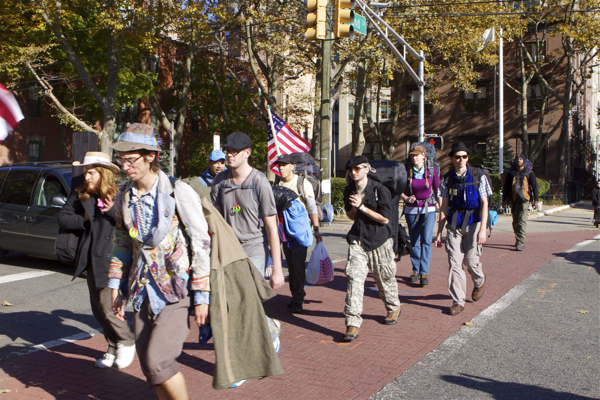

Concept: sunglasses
[[224, 148, 243, 157], [454, 154, 469, 160], [347, 166, 365, 173]]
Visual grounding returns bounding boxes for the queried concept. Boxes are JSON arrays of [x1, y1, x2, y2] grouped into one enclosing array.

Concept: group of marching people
[[58, 118, 539, 398]]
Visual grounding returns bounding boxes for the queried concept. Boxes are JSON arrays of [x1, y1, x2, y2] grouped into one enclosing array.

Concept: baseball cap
[[345, 155, 369, 169], [209, 149, 226, 162], [223, 132, 252, 150], [275, 154, 293, 164]]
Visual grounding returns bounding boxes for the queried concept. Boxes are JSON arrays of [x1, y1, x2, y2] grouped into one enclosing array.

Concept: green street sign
[[353, 14, 367, 35]]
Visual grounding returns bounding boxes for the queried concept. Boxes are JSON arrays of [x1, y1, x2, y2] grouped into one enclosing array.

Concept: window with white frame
[[524, 41, 546, 62], [348, 102, 354, 121], [410, 89, 432, 116], [380, 100, 391, 120], [464, 85, 488, 114]]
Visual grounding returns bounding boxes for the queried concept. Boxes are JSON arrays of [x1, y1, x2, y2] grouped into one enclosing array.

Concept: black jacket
[[502, 168, 538, 203], [57, 191, 116, 288], [592, 188, 600, 208]]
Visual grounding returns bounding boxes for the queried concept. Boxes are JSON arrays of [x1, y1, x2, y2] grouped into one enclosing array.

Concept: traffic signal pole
[[321, 25, 332, 208]]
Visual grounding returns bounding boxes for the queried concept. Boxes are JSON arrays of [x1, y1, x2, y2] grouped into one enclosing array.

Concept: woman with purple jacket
[[401, 146, 440, 286]]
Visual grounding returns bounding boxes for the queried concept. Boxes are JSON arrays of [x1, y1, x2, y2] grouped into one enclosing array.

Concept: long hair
[[408, 159, 430, 191], [76, 166, 118, 201]]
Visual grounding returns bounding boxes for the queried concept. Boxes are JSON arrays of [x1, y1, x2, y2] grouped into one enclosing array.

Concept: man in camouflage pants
[[342, 155, 401, 342]]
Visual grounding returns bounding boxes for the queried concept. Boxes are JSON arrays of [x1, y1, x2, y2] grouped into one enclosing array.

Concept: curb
[[528, 201, 584, 220]]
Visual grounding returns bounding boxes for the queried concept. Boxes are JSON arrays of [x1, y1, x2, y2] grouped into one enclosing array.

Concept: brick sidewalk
[[0, 229, 596, 399]]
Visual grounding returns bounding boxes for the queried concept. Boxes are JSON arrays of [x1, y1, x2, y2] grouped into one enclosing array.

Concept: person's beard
[[86, 180, 101, 195]]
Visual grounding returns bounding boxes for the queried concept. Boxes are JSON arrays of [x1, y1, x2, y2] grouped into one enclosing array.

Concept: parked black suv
[[0, 162, 72, 261]]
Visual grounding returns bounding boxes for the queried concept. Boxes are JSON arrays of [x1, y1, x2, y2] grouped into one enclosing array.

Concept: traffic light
[[306, 0, 327, 40], [426, 135, 443, 150], [334, 0, 355, 38]]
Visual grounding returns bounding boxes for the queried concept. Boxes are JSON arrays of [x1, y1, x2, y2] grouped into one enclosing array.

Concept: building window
[[333, 102, 339, 136], [29, 141, 42, 161], [28, 86, 42, 117], [527, 83, 546, 112], [410, 89, 432, 116], [464, 85, 488, 114], [380, 100, 391, 120], [348, 102, 354, 121], [524, 41, 546, 62]]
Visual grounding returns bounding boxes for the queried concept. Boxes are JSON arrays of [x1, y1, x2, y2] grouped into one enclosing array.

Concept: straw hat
[[73, 152, 120, 174]]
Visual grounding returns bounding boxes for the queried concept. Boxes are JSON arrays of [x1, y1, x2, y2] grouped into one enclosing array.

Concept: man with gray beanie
[[342, 155, 400, 342]]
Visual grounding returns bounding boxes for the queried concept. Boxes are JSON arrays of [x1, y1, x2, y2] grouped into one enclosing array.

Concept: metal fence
[[541, 182, 581, 206]]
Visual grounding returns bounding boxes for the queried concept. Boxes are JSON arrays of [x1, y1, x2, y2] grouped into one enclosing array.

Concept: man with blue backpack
[[434, 142, 491, 316], [502, 154, 538, 251]]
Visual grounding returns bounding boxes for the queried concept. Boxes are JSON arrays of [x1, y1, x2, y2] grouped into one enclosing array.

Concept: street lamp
[[166, 109, 177, 177]]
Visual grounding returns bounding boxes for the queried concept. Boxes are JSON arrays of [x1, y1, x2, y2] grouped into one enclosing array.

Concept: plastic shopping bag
[[306, 242, 334, 285]]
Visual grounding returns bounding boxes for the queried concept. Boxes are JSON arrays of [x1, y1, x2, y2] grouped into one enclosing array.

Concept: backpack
[[55, 227, 83, 266], [511, 172, 531, 204], [274, 152, 324, 221], [408, 142, 440, 184], [444, 165, 494, 235]]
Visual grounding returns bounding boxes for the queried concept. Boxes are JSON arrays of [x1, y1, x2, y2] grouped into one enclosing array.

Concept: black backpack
[[274, 152, 324, 221], [55, 228, 83, 266]]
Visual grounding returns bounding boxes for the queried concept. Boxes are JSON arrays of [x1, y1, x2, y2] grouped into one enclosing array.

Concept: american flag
[[0, 83, 24, 142], [267, 111, 311, 174]]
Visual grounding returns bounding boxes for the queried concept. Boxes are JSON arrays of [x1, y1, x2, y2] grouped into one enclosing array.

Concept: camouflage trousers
[[344, 238, 400, 328]]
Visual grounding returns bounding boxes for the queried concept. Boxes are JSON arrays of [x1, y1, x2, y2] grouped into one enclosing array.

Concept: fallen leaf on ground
[[526, 306, 532, 308], [56, 389, 68, 395], [463, 322, 473, 326], [577, 310, 589, 314], [0, 389, 11, 394], [2, 301, 13, 307]]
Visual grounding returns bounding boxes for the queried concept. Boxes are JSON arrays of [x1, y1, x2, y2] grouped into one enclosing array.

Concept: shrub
[[537, 178, 550, 198], [490, 173, 502, 205], [331, 177, 347, 209]]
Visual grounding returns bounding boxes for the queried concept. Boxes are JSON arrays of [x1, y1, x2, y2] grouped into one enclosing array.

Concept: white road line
[[11, 330, 101, 358], [594, 234, 600, 240], [0, 270, 55, 285], [564, 240, 597, 253]]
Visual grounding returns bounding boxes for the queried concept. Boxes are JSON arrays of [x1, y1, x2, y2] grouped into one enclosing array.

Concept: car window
[[34, 175, 68, 207], [0, 170, 8, 194], [0, 170, 39, 206]]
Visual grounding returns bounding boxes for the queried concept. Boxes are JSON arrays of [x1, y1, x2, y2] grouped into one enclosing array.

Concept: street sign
[[353, 14, 367, 35]]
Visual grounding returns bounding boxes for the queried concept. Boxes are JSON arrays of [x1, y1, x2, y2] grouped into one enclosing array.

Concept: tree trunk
[[351, 58, 368, 156]]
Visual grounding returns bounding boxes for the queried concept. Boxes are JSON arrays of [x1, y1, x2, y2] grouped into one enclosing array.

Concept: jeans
[[405, 211, 437, 276]]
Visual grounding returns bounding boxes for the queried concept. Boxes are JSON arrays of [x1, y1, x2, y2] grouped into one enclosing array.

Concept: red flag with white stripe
[[0, 83, 24, 142], [267, 111, 311, 175]]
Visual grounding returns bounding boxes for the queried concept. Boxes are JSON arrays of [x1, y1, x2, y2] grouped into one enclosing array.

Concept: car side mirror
[[50, 195, 67, 207]]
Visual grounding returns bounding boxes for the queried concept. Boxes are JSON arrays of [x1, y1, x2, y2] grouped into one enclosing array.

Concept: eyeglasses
[[454, 154, 469, 160], [115, 155, 143, 167], [347, 166, 365, 173]]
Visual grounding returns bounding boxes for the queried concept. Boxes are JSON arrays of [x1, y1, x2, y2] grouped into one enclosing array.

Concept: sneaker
[[114, 343, 136, 369], [273, 336, 281, 354], [420, 274, 429, 286], [343, 326, 359, 342], [230, 380, 247, 388], [409, 273, 420, 283], [291, 301, 303, 314], [516, 244, 525, 251], [95, 353, 115, 369], [384, 309, 401, 325], [472, 278, 486, 302], [448, 303, 464, 316]]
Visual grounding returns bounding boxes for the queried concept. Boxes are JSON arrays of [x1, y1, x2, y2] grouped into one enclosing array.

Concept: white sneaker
[[95, 353, 115, 368], [114, 343, 136, 369]]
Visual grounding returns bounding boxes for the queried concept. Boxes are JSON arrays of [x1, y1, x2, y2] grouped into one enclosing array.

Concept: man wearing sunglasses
[[434, 142, 491, 316], [341, 155, 401, 342]]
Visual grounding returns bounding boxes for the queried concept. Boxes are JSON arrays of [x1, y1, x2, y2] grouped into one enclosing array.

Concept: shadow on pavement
[[441, 373, 597, 399], [0, 251, 79, 278], [555, 249, 600, 275]]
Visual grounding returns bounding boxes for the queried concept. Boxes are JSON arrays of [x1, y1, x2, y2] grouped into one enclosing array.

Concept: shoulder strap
[[297, 174, 306, 201]]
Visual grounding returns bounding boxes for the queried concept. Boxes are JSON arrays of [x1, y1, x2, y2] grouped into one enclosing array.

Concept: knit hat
[[112, 123, 160, 152]]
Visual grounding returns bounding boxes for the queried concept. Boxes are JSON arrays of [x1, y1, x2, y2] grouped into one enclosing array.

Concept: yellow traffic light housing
[[306, 0, 327, 40], [335, 0, 355, 38]]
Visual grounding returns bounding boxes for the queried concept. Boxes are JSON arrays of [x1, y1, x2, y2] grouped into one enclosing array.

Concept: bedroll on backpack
[[409, 141, 440, 180]]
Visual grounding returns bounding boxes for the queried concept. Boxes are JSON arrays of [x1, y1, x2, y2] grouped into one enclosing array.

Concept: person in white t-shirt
[[275, 154, 322, 313]]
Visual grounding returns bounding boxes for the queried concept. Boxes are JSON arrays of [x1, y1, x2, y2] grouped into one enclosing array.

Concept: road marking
[[564, 240, 596, 253], [0, 270, 55, 285], [538, 278, 572, 281], [11, 330, 101, 357]]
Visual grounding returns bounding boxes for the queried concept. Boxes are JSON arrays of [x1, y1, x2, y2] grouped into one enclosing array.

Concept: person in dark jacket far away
[[57, 152, 135, 370], [592, 180, 600, 228], [342, 155, 401, 342], [199, 149, 227, 187], [434, 142, 490, 316], [502, 154, 538, 251]]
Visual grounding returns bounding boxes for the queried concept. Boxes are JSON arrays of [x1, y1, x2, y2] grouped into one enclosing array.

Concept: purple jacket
[[405, 168, 440, 208]]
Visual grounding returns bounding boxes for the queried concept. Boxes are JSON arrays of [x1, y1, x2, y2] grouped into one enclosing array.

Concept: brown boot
[[409, 273, 420, 283], [384, 308, 401, 325], [343, 326, 359, 342], [472, 277, 486, 302], [449, 303, 464, 315]]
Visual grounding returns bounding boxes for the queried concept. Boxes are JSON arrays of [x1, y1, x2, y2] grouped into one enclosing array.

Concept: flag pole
[[267, 106, 281, 157]]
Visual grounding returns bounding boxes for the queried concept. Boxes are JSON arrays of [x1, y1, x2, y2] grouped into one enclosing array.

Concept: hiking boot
[[114, 343, 136, 370], [409, 273, 420, 283], [448, 303, 464, 316], [420, 274, 429, 286], [472, 278, 486, 302], [384, 309, 401, 325], [95, 353, 115, 369], [343, 326, 359, 342], [291, 301, 303, 314], [516, 244, 525, 251]]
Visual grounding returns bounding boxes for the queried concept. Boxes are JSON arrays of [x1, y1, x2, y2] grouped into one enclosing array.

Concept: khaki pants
[[344, 238, 400, 328], [446, 222, 485, 307], [512, 202, 529, 245]]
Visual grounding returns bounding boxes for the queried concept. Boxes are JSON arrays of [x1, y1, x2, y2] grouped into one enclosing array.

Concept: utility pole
[[320, 7, 332, 209]]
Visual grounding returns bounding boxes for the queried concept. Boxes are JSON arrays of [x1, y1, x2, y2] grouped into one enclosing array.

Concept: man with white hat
[[199, 149, 227, 187], [108, 123, 211, 399], [58, 152, 136, 370]]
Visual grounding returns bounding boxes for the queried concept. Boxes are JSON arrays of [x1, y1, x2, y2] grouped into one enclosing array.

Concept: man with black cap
[[502, 154, 538, 251], [341, 155, 401, 342], [434, 142, 491, 316], [275, 154, 322, 313], [199, 149, 227, 187]]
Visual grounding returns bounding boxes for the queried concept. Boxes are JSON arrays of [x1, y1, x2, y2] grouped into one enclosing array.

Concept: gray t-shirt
[[211, 168, 277, 257]]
